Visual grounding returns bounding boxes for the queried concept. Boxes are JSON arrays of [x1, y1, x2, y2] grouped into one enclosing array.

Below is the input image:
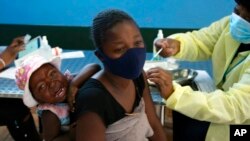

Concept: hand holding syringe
[[153, 38, 181, 58]]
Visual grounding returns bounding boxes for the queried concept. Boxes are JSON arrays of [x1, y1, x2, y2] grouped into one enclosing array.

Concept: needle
[[150, 48, 163, 61]]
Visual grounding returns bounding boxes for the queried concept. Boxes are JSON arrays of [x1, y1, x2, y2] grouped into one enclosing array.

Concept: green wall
[[0, 24, 194, 52]]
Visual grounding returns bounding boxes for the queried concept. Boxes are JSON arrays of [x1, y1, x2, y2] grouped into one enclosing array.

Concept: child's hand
[[67, 85, 78, 112]]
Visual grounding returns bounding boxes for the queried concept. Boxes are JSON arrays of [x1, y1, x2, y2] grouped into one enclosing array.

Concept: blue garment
[[37, 103, 70, 126], [230, 12, 250, 44]]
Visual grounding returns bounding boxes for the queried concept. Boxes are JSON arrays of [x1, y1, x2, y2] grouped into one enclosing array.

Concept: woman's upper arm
[[141, 72, 160, 122], [141, 72, 167, 141], [76, 112, 106, 141], [75, 85, 107, 141]]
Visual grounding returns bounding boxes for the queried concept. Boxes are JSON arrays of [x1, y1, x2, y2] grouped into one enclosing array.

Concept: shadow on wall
[[0, 24, 195, 52]]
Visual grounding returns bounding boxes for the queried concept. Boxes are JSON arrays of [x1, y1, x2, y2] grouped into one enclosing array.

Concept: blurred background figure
[[0, 36, 41, 141]]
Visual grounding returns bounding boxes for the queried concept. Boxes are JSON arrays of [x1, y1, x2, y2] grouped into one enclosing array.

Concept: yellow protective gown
[[165, 16, 250, 141]]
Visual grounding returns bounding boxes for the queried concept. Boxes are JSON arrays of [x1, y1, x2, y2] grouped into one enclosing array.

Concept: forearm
[[45, 125, 75, 141], [0, 49, 15, 67], [0, 58, 5, 70], [41, 111, 62, 141], [0, 52, 8, 70], [71, 63, 101, 87], [51, 132, 72, 141], [169, 33, 212, 61], [0, 36, 25, 70], [166, 82, 250, 124], [169, 17, 229, 61], [43, 127, 61, 141]]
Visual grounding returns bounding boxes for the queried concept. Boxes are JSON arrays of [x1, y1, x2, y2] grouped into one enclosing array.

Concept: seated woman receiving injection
[[15, 54, 100, 141], [74, 9, 167, 141]]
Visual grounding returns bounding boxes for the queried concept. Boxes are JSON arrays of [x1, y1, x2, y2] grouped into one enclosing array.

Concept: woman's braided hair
[[90, 9, 137, 49]]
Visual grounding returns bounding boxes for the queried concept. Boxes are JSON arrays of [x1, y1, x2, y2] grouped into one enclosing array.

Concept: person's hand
[[146, 67, 174, 99], [154, 38, 180, 57], [1, 36, 25, 66], [66, 85, 78, 112]]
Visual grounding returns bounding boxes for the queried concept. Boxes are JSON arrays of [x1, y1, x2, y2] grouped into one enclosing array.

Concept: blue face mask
[[95, 47, 146, 79], [230, 12, 250, 44]]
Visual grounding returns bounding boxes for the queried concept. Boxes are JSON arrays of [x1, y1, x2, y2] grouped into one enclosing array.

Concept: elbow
[[86, 63, 101, 72]]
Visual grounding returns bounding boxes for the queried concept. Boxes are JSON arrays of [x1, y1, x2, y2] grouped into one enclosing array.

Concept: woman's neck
[[103, 70, 132, 89]]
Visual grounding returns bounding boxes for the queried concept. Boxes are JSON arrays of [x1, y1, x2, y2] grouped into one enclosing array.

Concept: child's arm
[[41, 111, 64, 141], [71, 63, 101, 87], [67, 63, 101, 112]]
